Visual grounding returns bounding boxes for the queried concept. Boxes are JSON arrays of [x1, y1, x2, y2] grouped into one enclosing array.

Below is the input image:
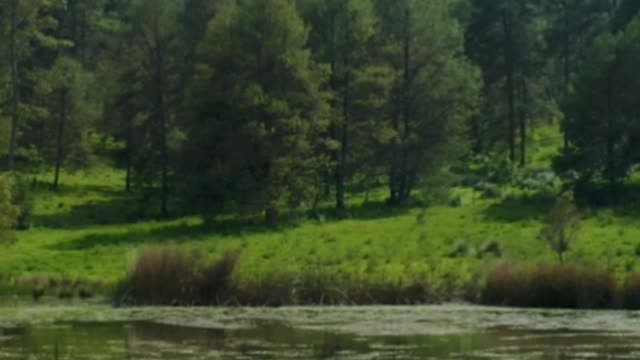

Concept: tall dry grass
[[482, 263, 616, 309], [120, 247, 238, 305]]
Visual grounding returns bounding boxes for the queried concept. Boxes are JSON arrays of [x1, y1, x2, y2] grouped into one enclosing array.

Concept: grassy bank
[[5, 165, 640, 301], [4, 125, 640, 307]]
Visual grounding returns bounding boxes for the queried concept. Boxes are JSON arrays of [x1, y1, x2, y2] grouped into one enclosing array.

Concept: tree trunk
[[154, 38, 169, 216], [160, 94, 168, 217], [562, 2, 570, 150], [503, 5, 516, 165], [125, 157, 132, 193], [396, 6, 412, 207], [7, 0, 20, 172], [125, 119, 132, 193], [323, 170, 331, 198], [124, 101, 133, 192], [53, 89, 67, 190], [265, 206, 278, 228], [605, 75, 616, 196], [336, 11, 352, 218], [519, 80, 528, 167]]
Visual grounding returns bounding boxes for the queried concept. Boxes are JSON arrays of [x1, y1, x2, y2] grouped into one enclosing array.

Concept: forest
[[1, 0, 640, 307]]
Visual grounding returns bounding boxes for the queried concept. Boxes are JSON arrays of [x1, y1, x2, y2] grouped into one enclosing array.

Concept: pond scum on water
[[2, 305, 640, 359]]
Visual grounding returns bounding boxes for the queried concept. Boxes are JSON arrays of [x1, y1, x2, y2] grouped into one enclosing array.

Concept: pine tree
[[186, 0, 330, 225], [40, 57, 97, 189], [299, 0, 377, 216], [558, 19, 640, 191], [376, 0, 481, 205]]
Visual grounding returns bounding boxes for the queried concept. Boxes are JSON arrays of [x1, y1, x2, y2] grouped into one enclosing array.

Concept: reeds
[[120, 247, 238, 305], [482, 263, 616, 309]]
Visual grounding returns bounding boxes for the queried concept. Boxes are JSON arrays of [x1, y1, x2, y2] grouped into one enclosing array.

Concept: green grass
[[3, 124, 640, 295], [3, 169, 640, 292]]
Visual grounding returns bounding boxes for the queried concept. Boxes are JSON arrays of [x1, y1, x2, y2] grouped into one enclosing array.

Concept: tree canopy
[[1, 0, 640, 223]]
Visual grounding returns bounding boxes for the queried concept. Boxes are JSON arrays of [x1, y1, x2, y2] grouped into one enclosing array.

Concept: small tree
[[540, 197, 581, 263]]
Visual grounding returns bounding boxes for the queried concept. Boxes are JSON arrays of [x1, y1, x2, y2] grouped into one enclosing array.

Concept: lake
[[0, 305, 639, 359]]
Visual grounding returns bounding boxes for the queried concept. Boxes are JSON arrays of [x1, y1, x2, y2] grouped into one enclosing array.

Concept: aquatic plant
[[482, 263, 616, 309]]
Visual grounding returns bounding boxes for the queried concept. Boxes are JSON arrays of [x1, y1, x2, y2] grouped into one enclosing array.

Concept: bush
[[121, 247, 239, 306], [126, 247, 198, 305], [621, 274, 640, 310], [513, 169, 560, 195], [198, 251, 238, 304], [0, 175, 19, 232], [525, 265, 615, 309], [8, 175, 33, 230], [449, 240, 474, 258], [478, 240, 502, 258], [482, 263, 616, 309], [474, 182, 502, 199], [481, 263, 524, 306], [233, 273, 296, 306]]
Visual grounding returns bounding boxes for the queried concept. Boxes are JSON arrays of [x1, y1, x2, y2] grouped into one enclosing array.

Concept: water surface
[[1, 305, 639, 359]]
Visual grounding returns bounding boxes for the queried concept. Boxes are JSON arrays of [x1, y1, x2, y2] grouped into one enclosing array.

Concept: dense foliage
[[1, 0, 640, 224]]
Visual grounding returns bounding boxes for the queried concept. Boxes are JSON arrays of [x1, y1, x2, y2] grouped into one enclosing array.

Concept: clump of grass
[[58, 287, 74, 299], [16, 275, 50, 301], [621, 273, 640, 310], [526, 265, 615, 309], [198, 251, 238, 304], [234, 273, 296, 306], [120, 247, 239, 306], [482, 263, 616, 309], [78, 285, 95, 299], [478, 240, 502, 258], [294, 271, 343, 305], [352, 279, 434, 305], [126, 247, 199, 305], [449, 240, 474, 258], [232, 272, 437, 306], [481, 263, 524, 306]]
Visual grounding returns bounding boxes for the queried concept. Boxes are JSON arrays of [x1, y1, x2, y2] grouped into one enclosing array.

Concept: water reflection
[[1, 310, 640, 359]]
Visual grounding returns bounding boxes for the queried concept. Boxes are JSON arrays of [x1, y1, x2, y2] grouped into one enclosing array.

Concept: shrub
[[122, 248, 239, 306], [513, 169, 560, 195], [198, 251, 238, 304], [448, 196, 463, 208], [0, 175, 19, 233], [478, 240, 502, 258], [474, 182, 502, 199], [233, 273, 296, 306], [525, 265, 615, 309], [482, 263, 616, 309], [127, 247, 199, 305], [8, 175, 33, 230], [481, 263, 524, 306], [449, 240, 474, 258], [621, 274, 640, 310], [294, 271, 344, 305]]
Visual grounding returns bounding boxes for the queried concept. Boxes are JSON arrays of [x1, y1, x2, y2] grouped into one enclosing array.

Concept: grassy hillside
[[3, 125, 640, 297]]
